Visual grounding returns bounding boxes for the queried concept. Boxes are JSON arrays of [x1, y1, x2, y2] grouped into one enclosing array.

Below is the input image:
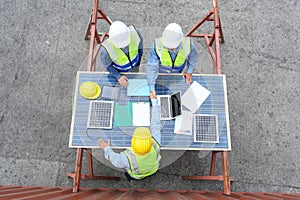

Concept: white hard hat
[[162, 23, 183, 49], [109, 21, 130, 48]]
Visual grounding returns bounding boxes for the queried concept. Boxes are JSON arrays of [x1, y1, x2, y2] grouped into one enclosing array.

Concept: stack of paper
[[132, 102, 150, 126], [181, 81, 211, 113], [174, 110, 193, 135]]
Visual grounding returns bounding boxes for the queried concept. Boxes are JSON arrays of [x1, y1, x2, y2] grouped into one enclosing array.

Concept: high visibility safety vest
[[154, 37, 191, 73], [101, 26, 141, 72], [124, 139, 161, 180]]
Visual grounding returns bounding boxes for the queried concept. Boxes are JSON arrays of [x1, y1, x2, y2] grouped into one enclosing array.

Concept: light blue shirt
[[146, 39, 198, 91], [100, 28, 143, 80], [103, 99, 161, 171]]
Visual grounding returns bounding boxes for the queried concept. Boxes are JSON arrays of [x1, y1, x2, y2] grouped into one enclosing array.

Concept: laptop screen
[[171, 92, 181, 118]]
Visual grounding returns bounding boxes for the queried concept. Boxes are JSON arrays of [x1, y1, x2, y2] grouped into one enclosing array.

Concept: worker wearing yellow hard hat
[[79, 81, 101, 99], [98, 92, 161, 180], [146, 23, 199, 98]]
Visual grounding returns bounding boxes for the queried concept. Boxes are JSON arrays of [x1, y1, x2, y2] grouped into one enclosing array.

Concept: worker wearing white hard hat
[[146, 23, 198, 97], [100, 21, 143, 87], [98, 93, 161, 180]]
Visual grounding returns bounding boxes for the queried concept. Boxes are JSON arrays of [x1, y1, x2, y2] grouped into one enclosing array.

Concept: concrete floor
[[0, 0, 299, 193]]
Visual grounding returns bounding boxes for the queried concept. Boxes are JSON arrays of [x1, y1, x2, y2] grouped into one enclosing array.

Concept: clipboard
[[132, 102, 150, 126]]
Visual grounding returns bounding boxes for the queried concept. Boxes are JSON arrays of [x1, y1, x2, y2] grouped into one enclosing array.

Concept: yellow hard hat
[[131, 127, 152, 154], [79, 81, 101, 99]]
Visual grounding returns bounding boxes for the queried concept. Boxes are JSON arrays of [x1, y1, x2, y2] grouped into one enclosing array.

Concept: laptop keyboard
[[160, 97, 170, 118]]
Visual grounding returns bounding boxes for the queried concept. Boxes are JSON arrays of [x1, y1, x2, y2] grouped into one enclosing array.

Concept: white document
[[182, 81, 211, 113], [174, 110, 193, 135], [132, 102, 150, 126]]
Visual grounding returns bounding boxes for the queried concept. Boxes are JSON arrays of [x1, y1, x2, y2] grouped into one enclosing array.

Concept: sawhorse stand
[[183, 151, 232, 195], [186, 0, 224, 74], [68, 148, 119, 192], [183, 0, 232, 195], [84, 0, 111, 72], [68, 0, 118, 193]]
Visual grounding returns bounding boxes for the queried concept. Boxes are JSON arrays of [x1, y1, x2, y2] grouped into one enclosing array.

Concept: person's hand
[[182, 72, 192, 85], [150, 90, 157, 100], [118, 75, 128, 87], [97, 139, 111, 149]]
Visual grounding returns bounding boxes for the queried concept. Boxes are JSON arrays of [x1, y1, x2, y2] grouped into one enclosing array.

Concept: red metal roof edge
[[1, 185, 300, 200]]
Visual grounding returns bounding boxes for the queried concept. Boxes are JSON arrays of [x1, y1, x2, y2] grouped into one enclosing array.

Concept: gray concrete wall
[[0, 0, 299, 192]]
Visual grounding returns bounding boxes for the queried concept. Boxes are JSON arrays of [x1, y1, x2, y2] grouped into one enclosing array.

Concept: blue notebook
[[127, 79, 150, 96], [113, 102, 133, 127]]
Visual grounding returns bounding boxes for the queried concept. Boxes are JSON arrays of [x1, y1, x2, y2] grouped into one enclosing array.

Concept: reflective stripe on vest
[[124, 139, 161, 180], [102, 26, 141, 71], [154, 37, 191, 73]]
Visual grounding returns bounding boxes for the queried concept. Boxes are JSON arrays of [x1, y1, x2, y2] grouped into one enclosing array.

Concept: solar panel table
[[69, 71, 232, 193]]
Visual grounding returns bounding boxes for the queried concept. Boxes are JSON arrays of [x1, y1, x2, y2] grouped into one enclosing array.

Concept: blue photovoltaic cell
[[69, 72, 231, 150]]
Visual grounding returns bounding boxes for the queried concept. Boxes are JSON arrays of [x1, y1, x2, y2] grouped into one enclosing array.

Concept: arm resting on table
[[103, 146, 130, 170]]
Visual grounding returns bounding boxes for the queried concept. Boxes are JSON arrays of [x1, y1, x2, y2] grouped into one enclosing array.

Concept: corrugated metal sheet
[[1, 185, 300, 200]]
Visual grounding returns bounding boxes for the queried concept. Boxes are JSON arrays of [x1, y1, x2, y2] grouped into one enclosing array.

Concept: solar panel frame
[[87, 100, 114, 129], [193, 114, 219, 143], [69, 71, 231, 151]]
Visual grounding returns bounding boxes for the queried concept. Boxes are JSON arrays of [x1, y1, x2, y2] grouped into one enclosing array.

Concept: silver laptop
[[157, 92, 182, 120]]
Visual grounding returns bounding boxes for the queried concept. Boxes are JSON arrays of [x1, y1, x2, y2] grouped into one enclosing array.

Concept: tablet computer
[[100, 85, 120, 101]]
